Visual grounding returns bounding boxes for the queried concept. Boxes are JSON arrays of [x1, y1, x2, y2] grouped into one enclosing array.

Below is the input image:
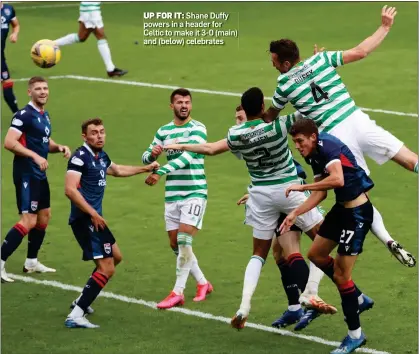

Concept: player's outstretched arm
[[4, 128, 48, 170], [343, 5, 397, 64], [165, 139, 230, 156], [65, 171, 106, 231], [107, 161, 159, 177], [262, 106, 282, 123], [49, 138, 71, 158], [279, 189, 327, 235], [142, 131, 164, 164], [293, 161, 344, 192]]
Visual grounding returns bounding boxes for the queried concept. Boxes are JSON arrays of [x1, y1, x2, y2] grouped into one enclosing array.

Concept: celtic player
[[263, 6, 416, 268], [54, 2, 127, 77], [143, 89, 213, 309]]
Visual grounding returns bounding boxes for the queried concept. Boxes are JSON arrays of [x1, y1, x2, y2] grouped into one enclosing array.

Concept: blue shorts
[[318, 200, 373, 256], [14, 175, 50, 214], [1, 49, 10, 81], [70, 216, 116, 261]]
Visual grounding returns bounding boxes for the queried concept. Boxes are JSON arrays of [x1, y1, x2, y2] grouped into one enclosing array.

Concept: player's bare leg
[[1, 213, 37, 283], [54, 22, 92, 46], [392, 145, 419, 174], [23, 207, 56, 274], [93, 27, 127, 77], [231, 234, 271, 330], [167, 229, 212, 302]]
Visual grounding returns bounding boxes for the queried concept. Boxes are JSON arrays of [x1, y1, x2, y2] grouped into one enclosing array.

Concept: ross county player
[[1, 1, 20, 113], [280, 119, 376, 353], [2, 76, 71, 282], [262, 6, 416, 267], [64, 118, 158, 328], [54, 2, 127, 77]]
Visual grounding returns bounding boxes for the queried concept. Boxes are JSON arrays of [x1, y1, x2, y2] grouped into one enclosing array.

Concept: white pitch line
[[8, 273, 390, 354], [14, 75, 417, 118]]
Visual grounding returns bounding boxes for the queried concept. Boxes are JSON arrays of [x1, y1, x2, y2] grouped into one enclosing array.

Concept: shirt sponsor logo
[[12, 118, 23, 126], [71, 156, 84, 166]]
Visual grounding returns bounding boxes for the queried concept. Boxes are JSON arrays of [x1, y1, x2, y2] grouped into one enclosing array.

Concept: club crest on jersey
[[45, 115, 50, 123], [4, 8, 11, 16], [31, 201, 38, 211], [183, 130, 190, 138], [99, 159, 106, 168], [104, 243, 111, 254]]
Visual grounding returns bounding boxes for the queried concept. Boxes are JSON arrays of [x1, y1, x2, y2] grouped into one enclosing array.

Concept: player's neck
[[247, 115, 262, 122], [31, 100, 45, 112], [174, 116, 191, 126]]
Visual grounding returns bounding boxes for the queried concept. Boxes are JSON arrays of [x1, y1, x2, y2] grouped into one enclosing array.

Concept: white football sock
[[348, 327, 362, 339], [173, 233, 193, 295], [239, 256, 265, 316], [190, 253, 207, 285], [371, 206, 393, 246], [54, 33, 79, 46], [25, 258, 37, 268], [1, 260, 5, 270], [303, 262, 324, 295], [97, 39, 115, 72], [68, 304, 84, 319]]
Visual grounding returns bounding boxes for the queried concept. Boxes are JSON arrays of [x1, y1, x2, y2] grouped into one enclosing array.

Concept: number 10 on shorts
[[188, 204, 201, 216]]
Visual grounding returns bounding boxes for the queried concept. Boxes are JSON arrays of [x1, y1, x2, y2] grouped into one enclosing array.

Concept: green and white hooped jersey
[[226, 114, 300, 186], [142, 119, 207, 203], [80, 1, 101, 13], [272, 51, 359, 133]]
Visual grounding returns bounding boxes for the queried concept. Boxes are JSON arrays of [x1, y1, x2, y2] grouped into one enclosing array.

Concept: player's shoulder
[[190, 119, 206, 130], [2, 4, 15, 14], [318, 132, 344, 152]]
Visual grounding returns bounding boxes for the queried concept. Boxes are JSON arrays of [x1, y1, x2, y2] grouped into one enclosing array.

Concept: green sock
[[414, 162, 418, 174]]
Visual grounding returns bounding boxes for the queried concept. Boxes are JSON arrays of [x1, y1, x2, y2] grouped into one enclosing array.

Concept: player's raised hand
[[285, 183, 304, 197], [58, 145, 71, 159], [381, 5, 397, 29], [91, 212, 107, 231], [33, 155, 49, 171], [313, 44, 325, 55], [237, 193, 249, 205], [236, 105, 247, 125], [145, 172, 160, 186], [151, 145, 163, 158], [9, 33, 18, 43], [278, 212, 297, 235]]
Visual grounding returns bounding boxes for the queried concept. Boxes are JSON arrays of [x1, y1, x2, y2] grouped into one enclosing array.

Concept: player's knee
[[98, 264, 115, 278], [39, 209, 51, 225], [78, 33, 88, 42], [20, 215, 37, 231]]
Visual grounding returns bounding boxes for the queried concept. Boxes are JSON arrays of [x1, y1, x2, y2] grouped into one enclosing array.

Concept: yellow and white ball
[[30, 39, 61, 68]]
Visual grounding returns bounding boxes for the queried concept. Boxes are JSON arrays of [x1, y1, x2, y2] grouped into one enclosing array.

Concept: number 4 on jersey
[[310, 82, 329, 103]]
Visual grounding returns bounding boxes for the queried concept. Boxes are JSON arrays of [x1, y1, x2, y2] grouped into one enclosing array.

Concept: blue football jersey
[[1, 4, 16, 49], [67, 143, 112, 224], [305, 132, 374, 202], [10, 103, 52, 180]]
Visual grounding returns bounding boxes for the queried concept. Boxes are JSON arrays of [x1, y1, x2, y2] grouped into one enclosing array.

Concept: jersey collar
[[83, 143, 97, 157], [28, 101, 44, 114]]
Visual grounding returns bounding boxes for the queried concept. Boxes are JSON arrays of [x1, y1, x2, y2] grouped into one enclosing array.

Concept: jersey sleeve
[[11, 6, 16, 20], [142, 129, 164, 164], [105, 153, 112, 168], [320, 141, 342, 170], [10, 109, 31, 134], [271, 81, 288, 110], [322, 51, 344, 68], [67, 151, 86, 174], [276, 111, 303, 134], [306, 158, 324, 179]]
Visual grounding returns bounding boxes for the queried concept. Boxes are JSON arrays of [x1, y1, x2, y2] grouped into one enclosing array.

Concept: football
[[30, 39, 61, 68]]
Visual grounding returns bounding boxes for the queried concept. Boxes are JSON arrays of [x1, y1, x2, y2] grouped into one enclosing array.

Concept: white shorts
[[328, 110, 404, 176], [78, 12, 104, 29], [165, 198, 207, 231], [245, 182, 324, 240]]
